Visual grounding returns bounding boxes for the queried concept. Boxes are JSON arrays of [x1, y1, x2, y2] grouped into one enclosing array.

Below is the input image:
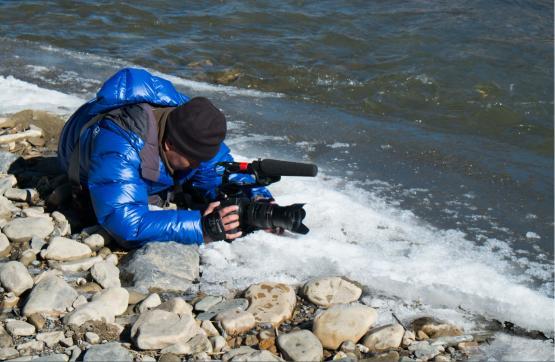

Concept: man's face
[[163, 140, 200, 171]]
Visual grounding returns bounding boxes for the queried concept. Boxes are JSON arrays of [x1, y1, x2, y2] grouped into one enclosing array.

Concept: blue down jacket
[[58, 68, 271, 248]]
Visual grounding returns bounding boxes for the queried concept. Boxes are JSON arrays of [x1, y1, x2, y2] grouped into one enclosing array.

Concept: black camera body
[[216, 159, 317, 239]]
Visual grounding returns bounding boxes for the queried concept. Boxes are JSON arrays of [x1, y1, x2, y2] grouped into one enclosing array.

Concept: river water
[[0, 0, 553, 358]]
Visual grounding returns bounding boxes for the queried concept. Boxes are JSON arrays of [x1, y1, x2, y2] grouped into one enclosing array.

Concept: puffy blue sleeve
[[87, 124, 204, 249], [188, 143, 273, 201]]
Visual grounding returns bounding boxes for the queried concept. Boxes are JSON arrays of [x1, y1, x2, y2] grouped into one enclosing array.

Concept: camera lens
[[246, 202, 309, 234]]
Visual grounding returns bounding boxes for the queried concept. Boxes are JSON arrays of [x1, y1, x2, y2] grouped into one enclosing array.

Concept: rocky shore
[[0, 110, 497, 361]]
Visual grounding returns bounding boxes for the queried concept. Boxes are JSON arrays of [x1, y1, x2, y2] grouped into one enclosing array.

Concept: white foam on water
[[200, 169, 555, 337], [0, 75, 84, 115], [150, 70, 284, 99], [479, 333, 555, 361]]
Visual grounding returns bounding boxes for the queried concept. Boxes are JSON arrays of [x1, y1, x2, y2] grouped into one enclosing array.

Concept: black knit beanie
[[165, 97, 226, 162]]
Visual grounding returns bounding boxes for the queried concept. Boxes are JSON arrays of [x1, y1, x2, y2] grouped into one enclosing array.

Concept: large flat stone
[[0, 261, 33, 296], [312, 303, 378, 350], [120, 241, 199, 294], [245, 282, 296, 327], [91, 260, 120, 288], [362, 324, 404, 351], [131, 309, 198, 350], [83, 342, 133, 362], [3, 217, 54, 243], [277, 329, 323, 361], [302, 277, 362, 307], [64, 287, 129, 326], [23, 275, 78, 317], [42, 237, 92, 261]]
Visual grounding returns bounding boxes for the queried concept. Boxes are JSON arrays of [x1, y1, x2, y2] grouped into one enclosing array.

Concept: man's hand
[[203, 201, 242, 243]]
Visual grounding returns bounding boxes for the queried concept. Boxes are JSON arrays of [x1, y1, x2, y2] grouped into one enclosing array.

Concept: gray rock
[[49, 256, 103, 273], [90, 261, 120, 288], [211, 335, 226, 353], [156, 297, 193, 317], [195, 295, 224, 312], [3, 217, 54, 243], [0, 324, 13, 348], [131, 310, 198, 350], [64, 287, 128, 326], [0, 347, 18, 360], [136, 293, 161, 314], [23, 275, 78, 317], [42, 237, 92, 261], [6, 320, 35, 336], [0, 151, 18, 174], [83, 234, 105, 251], [85, 332, 100, 344], [430, 335, 473, 347], [120, 241, 199, 294], [231, 350, 283, 361], [30, 236, 46, 253], [277, 330, 323, 362], [197, 298, 249, 320], [5, 188, 30, 202], [161, 334, 213, 355], [0, 175, 17, 196], [0, 233, 10, 257], [83, 342, 132, 362], [0, 261, 33, 296], [17, 339, 44, 355], [36, 331, 65, 348], [408, 341, 444, 360], [0, 196, 17, 220], [33, 354, 70, 362]]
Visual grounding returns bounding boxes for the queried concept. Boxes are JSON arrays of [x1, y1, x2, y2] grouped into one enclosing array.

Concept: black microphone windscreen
[[259, 159, 318, 177]]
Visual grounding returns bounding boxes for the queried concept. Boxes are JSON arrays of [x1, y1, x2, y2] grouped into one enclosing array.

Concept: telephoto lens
[[221, 197, 310, 235], [246, 202, 309, 234]]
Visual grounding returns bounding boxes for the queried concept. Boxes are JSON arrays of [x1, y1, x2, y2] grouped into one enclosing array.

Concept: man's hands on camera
[[202, 201, 242, 243]]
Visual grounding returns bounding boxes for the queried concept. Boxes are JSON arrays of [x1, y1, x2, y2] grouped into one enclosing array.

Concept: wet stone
[[120, 241, 199, 294], [197, 298, 249, 320], [23, 275, 79, 317], [0, 324, 12, 348], [131, 310, 198, 350], [0, 260, 33, 296], [42, 237, 92, 261], [83, 342, 133, 362], [195, 295, 224, 312], [0, 347, 18, 360], [3, 217, 54, 243], [36, 330, 65, 348], [90, 260, 120, 288], [64, 287, 129, 326], [6, 320, 35, 336], [0, 233, 10, 257], [277, 329, 323, 362]]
